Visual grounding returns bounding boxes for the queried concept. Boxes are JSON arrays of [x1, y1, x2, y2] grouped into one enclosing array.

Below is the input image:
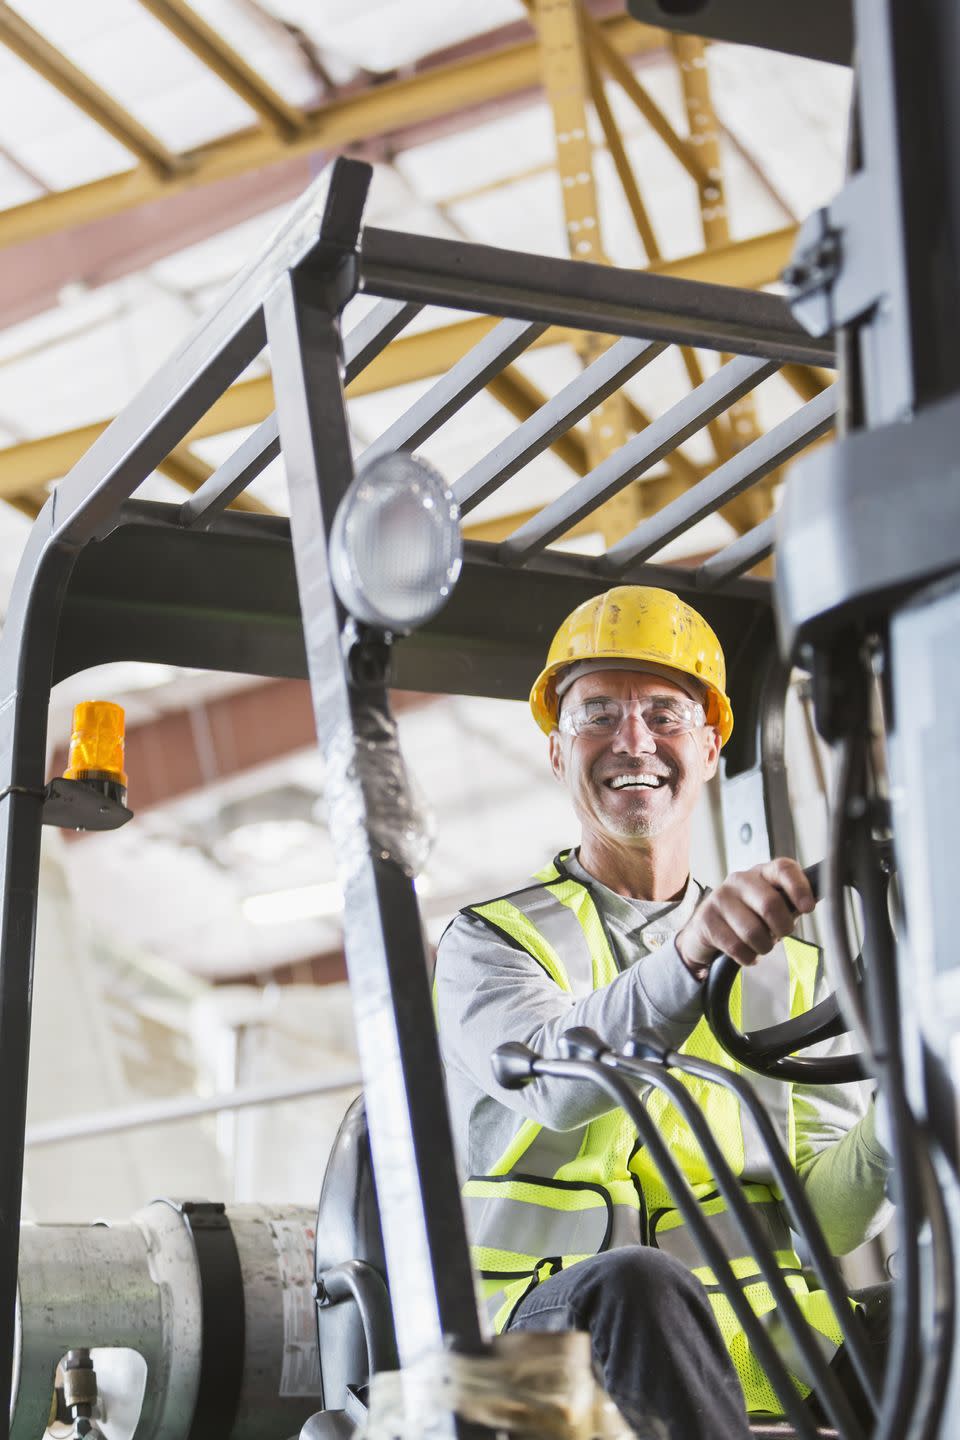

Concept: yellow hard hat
[[529, 585, 733, 745]]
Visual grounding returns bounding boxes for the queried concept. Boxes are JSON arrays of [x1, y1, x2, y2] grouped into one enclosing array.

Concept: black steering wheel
[[703, 862, 871, 1083]]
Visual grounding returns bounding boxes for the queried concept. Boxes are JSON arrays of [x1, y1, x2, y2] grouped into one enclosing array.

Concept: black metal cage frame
[[0, 155, 840, 1439]]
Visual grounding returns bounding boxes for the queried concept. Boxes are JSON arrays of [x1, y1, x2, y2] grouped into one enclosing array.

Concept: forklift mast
[[0, 1, 957, 1437]]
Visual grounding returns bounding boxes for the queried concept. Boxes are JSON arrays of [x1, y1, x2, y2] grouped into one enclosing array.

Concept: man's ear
[[701, 726, 721, 780], [548, 729, 565, 781]]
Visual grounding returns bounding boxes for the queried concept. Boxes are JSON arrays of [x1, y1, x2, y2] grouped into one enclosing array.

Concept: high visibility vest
[[459, 854, 848, 1415]]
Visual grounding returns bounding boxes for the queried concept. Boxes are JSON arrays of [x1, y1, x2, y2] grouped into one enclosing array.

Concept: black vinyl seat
[[309, 1096, 397, 1430]]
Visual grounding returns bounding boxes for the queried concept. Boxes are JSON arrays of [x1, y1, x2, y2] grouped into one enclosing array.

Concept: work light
[[329, 452, 462, 633]]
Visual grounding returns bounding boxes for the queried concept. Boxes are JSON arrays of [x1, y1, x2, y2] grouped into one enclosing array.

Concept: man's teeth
[[609, 774, 662, 789]]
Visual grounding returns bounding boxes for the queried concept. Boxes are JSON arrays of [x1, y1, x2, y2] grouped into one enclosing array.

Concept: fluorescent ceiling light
[[243, 874, 432, 927], [243, 880, 343, 926]]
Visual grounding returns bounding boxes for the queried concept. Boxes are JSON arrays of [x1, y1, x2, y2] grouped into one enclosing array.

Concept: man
[[434, 585, 891, 1440]]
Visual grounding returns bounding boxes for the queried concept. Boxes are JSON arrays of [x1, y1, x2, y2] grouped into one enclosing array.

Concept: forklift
[[2, 0, 958, 1436]]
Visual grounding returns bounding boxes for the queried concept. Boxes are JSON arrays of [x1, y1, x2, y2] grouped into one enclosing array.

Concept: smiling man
[[434, 586, 891, 1439]]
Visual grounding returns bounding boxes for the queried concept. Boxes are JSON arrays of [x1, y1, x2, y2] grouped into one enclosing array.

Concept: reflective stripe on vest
[[650, 1192, 793, 1272], [465, 1183, 612, 1261], [505, 882, 596, 990], [461, 860, 848, 1413]]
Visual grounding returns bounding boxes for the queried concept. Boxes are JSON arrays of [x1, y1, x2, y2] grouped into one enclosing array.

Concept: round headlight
[[329, 452, 463, 633]]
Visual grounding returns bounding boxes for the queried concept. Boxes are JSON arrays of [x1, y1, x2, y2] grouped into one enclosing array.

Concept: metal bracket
[[40, 777, 132, 832], [157, 1199, 246, 1440], [0, 779, 132, 832], [776, 387, 960, 653], [784, 171, 884, 337]]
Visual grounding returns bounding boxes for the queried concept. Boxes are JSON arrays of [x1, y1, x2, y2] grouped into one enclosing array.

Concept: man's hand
[[676, 858, 816, 980]]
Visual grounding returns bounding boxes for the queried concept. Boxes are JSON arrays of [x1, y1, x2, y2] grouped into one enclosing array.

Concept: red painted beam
[[0, 0, 645, 331]]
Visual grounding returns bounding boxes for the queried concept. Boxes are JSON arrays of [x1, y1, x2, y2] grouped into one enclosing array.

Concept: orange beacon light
[[63, 701, 128, 805]]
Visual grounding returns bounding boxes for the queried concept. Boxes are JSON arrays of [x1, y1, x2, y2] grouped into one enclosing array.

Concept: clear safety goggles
[[558, 694, 706, 740]]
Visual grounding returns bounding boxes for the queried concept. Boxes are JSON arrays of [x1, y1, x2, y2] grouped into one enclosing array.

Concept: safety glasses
[[558, 694, 706, 739]]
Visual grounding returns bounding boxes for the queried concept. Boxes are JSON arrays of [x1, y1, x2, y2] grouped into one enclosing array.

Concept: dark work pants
[[506, 1248, 753, 1440]]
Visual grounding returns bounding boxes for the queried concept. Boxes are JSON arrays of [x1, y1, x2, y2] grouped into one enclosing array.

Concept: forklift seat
[[313, 1096, 397, 1414]]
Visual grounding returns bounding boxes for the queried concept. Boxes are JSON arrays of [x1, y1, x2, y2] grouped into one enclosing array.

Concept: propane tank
[[14, 1202, 323, 1440]]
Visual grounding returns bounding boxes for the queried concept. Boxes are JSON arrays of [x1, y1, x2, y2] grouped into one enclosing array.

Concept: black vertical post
[[265, 254, 487, 1423], [803, 7, 960, 1436], [0, 552, 68, 1440], [853, 0, 960, 425]]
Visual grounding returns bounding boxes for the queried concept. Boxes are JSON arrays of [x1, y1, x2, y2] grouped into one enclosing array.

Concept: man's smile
[[606, 773, 665, 790]]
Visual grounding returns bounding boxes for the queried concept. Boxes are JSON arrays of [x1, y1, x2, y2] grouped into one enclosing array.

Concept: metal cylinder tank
[[14, 1201, 323, 1440]]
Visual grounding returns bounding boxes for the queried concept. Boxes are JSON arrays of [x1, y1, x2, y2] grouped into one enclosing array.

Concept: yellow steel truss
[[0, 4, 180, 179], [136, 0, 307, 139], [0, 227, 801, 505], [0, 1, 833, 545], [0, 10, 662, 247]]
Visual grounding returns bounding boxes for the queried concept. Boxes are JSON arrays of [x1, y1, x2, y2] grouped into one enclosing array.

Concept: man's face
[[548, 669, 721, 846]]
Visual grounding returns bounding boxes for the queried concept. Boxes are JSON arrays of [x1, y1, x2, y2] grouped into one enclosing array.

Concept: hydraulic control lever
[[491, 1037, 865, 1440], [558, 1025, 878, 1409], [704, 861, 871, 1084]]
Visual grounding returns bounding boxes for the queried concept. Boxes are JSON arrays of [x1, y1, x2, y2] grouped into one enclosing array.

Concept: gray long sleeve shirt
[[435, 850, 892, 1256]]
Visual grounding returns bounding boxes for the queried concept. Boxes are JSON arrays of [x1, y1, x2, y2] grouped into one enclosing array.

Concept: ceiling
[[0, 0, 851, 985]]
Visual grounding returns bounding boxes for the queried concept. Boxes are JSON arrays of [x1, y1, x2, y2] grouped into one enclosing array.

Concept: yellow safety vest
[[459, 854, 848, 1415]]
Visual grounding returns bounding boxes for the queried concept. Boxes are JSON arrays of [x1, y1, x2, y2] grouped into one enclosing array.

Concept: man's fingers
[[709, 893, 778, 963], [676, 858, 817, 977], [759, 858, 816, 915], [733, 872, 800, 942], [677, 912, 748, 972], [677, 898, 774, 971]]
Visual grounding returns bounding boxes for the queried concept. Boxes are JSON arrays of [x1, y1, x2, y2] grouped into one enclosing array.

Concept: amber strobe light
[[64, 701, 128, 804]]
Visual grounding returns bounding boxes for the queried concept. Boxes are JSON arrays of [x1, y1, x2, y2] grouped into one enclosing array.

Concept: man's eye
[[584, 711, 617, 730], [647, 710, 678, 729]]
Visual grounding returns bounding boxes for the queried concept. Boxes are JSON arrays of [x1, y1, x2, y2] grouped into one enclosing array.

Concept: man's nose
[[612, 711, 657, 753]]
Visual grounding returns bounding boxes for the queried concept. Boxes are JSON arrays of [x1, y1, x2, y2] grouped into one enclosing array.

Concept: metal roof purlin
[[0, 11, 662, 249], [135, 0, 308, 138], [0, 3, 182, 179]]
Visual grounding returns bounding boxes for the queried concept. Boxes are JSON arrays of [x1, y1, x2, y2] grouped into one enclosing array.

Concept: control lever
[[560, 1025, 877, 1410], [491, 1037, 863, 1440]]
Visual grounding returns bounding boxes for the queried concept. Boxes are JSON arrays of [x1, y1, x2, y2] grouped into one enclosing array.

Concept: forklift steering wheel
[[703, 862, 871, 1083]]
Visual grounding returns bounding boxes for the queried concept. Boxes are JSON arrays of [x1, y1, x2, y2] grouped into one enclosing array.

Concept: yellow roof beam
[[517, 0, 704, 187], [0, 3, 181, 179], [136, 0, 307, 139], [781, 362, 834, 402], [582, 37, 730, 462], [0, 12, 664, 249], [583, 10, 708, 186], [586, 48, 660, 263], [0, 226, 806, 500]]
